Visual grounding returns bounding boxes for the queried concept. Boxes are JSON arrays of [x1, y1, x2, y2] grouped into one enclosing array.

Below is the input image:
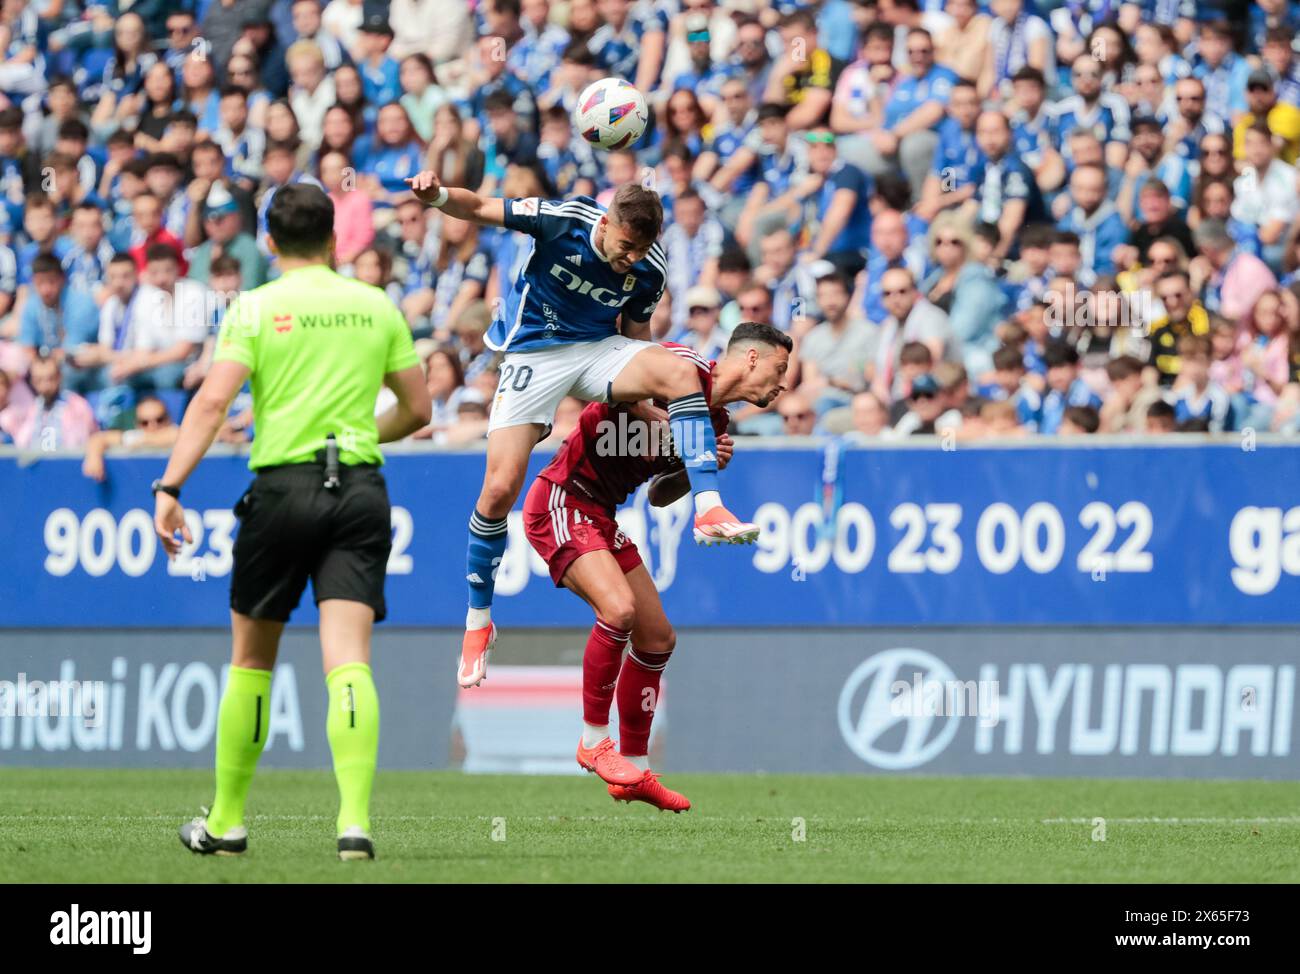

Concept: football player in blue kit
[[405, 169, 760, 690]]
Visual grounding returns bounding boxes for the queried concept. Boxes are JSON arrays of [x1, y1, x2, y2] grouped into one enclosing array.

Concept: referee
[[152, 184, 431, 862]]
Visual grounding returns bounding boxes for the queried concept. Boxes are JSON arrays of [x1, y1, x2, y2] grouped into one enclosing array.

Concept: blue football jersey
[[488, 197, 667, 353]]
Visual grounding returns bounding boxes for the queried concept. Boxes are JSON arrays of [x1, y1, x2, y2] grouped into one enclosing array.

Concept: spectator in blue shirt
[[916, 79, 983, 224], [356, 16, 401, 109], [1049, 53, 1132, 171], [587, 0, 668, 95], [468, 34, 538, 137], [970, 110, 1046, 260], [1032, 342, 1104, 434], [802, 128, 872, 275], [1192, 20, 1252, 126], [1008, 66, 1066, 195], [19, 253, 104, 394], [864, 27, 957, 197], [537, 105, 599, 198], [1163, 77, 1227, 165], [1056, 162, 1130, 283]]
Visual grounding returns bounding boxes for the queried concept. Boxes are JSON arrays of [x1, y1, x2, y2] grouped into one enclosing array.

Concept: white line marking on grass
[[1041, 817, 1300, 825]]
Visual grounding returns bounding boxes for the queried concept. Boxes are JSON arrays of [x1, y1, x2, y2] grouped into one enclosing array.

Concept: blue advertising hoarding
[[2, 441, 1298, 628]]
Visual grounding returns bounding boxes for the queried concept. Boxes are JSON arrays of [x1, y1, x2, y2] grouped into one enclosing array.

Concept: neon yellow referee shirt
[[213, 264, 418, 469]]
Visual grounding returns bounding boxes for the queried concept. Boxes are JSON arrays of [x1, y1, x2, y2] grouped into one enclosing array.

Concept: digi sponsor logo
[[839, 650, 1297, 769], [548, 263, 632, 309]]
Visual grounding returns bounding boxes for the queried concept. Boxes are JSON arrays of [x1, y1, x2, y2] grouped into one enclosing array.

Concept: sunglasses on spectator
[[137, 413, 167, 427], [782, 410, 813, 421], [907, 47, 933, 56], [168, 25, 194, 34], [883, 287, 912, 297], [935, 237, 963, 247], [689, 306, 716, 315], [911, 390, 936, 400], [723, 91, 747, 101]]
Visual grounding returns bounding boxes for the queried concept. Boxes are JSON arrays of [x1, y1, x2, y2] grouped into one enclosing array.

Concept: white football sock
[[466, 607, 491, 630], [625, 754, 650, 772], [694, 490, 722, 517], [582, 723, 609, 749]]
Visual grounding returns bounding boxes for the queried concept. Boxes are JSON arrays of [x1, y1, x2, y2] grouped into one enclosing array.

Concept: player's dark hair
[[607, 183, 663, 242], [1063, 405, 1100, 433], [31, 253, 64, 277], [727, 321, 793, 354], [268, 182, 335, 257]]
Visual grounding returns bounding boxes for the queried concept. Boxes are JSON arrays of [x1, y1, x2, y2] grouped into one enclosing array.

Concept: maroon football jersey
[[537, 344, 729, 512]]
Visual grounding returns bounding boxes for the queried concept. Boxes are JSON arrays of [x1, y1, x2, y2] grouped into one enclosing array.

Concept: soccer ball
[[575, 78, 649, 151]]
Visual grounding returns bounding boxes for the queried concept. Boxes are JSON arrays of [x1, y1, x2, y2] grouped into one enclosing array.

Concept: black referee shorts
[[230, 462, 393, 623]]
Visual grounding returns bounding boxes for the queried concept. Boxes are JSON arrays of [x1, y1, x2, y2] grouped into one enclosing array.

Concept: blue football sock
[[466, 510, 509, 610], [667, 393, 720, 497]]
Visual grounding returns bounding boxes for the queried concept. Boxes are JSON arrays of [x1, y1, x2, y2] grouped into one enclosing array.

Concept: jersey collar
[[589, 217, 609, 264]]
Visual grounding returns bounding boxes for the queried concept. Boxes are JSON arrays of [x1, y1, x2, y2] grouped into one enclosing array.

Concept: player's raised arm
[[407, 170, 505, 227]]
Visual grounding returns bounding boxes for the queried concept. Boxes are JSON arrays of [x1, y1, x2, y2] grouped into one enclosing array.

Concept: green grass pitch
[[2, 769, 1298, 883]]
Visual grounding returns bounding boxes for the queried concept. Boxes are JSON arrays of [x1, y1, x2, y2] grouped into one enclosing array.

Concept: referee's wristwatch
[[151, 479, 182, 500]]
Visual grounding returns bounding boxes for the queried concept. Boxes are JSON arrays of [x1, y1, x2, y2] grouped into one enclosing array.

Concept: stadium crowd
[[1, 0, 1300, 465]]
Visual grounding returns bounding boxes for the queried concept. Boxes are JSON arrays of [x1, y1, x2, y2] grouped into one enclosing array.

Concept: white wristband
[[426, 187, 449, 208]]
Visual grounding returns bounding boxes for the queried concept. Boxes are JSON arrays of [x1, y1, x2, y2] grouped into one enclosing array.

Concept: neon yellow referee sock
[[326, 662, 379, 836], [207, 665, 272, 838]]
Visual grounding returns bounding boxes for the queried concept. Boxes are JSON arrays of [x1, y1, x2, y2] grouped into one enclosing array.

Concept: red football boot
[[693, 505, 759, 546], [608, 771, 692, 813], [576, 737, 644, 786], [458, 623, 496, 688]]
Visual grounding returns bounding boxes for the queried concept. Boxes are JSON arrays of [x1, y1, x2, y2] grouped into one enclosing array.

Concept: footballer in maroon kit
[[522, 323, 793, 811]]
